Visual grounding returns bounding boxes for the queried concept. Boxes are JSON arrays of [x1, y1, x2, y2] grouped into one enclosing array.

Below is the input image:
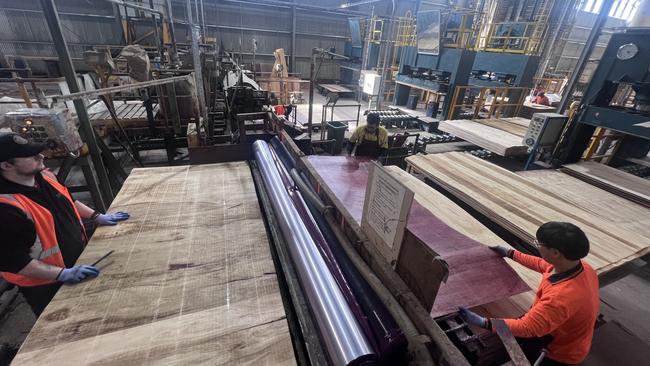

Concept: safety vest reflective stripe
[[35, 246, 61, 261], [0, 194, 32, 220]]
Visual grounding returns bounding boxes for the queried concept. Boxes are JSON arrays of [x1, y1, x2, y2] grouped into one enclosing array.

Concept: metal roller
[[253, 140, 376, 366]]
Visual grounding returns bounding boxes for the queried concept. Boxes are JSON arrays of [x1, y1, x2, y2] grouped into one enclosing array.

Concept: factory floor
[[584, 261, 650, 365]]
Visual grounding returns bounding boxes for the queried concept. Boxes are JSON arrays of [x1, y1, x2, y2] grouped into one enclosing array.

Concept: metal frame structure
[[446, 85, 529, 120], [40, 0, 114, 209]]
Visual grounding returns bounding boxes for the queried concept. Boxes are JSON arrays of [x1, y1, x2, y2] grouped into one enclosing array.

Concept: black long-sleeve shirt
[[0, 173, 86, 273]]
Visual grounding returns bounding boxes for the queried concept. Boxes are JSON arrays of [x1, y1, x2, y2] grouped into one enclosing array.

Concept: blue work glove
[[459, 307, 488, 329], [57, 265, 100, 283], [489, 245, 512, 258], [95, 211, 130, 226]]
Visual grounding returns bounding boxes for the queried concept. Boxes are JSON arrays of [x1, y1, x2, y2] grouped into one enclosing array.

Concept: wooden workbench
[[12, 163, 296, 365]]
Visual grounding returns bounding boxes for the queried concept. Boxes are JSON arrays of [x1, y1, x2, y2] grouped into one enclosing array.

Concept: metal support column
[[308, 50, 317, 136], [112, 3, 127, 46], [291, 3, 297, 72], [149, 0, 164, 63], [187, 0, 207, 121], [557, 0, 615, 113], [164, 0, 179, 63], [167, 82, 182, 134], [200, 0, 207, 42], [40, 0, 113, 209]]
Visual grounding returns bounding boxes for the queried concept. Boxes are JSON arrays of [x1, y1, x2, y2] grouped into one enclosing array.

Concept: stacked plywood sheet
[[385, 166, 538, 316], [406, 152, 650, 276], [519, 169, 650, 244], [438, 119, 528, 156], [473, 117, 530, 137], [12, 163, 296, 365], [562, 161, 650, 208]]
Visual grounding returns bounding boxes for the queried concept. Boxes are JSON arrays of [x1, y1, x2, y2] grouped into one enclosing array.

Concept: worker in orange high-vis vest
[[459, 222, 599, 366], [0, 133, 130, 316]]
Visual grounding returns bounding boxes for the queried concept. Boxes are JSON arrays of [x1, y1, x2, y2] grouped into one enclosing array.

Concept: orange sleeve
[[501, 289, 571, 338], [512, 250, 552, 274]]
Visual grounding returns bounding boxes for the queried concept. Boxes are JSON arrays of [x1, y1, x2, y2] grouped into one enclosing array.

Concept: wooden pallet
[[12, 163, 295, 366]]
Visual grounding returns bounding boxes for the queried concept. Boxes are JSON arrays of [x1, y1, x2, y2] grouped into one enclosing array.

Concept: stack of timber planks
[[519, 169, 650, 244], [11, 163, 296, 365], [438, 119, 528, 156], [473, 117, 530, 137], [406, 152, 650, 276], [561, 161, 650, 208]]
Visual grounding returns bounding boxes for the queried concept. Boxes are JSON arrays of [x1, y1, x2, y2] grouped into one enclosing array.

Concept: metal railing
[[446, 85, 530, 120], [478, 22, 541, 54], [442, 11, 481, 50]]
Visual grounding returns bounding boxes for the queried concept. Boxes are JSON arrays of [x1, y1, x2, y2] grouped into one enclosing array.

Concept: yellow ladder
[[526, 0, 555, 55], [582, 127, 625, 163]]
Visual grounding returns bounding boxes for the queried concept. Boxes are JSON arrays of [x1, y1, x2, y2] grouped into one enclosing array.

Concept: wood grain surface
[[301, 156, 531, 316], [406, 153, 650, 277], [12, 163, 296, 366], [438, 120, 528, 156], [473, 118, 530, 137], [519, 169, 650, 243], [561, 161, 650, 208], [386, 167, 538, 316]]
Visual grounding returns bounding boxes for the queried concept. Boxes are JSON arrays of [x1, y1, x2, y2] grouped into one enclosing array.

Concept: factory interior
[[0, 0, 649, 365]]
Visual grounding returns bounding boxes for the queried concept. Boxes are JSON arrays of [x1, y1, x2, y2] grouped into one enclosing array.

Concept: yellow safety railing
[[368, 17, 384, 44], [442, 10, 481, 49], [478, 22, 541, 54], [447, 85, 530, 120], [532, 77, 567, 95], [396, 13, 416, 47]]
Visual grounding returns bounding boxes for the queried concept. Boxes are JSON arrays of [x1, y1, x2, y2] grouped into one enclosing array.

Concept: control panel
[[523, 113, 568, 148]]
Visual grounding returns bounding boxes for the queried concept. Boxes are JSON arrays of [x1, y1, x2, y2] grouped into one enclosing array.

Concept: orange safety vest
[[0, 170, 86, 287]]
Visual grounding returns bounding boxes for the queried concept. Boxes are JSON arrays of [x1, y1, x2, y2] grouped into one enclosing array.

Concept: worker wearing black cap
[[0, 132, 130, 316], [347, 113, 388, 160]]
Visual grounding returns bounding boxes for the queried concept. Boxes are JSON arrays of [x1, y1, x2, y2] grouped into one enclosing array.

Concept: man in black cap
[[347, 113, 389, 160], [0, 132, 130, 315]]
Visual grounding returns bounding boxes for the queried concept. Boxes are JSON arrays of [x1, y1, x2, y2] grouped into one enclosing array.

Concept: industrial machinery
[[379, 1, 552, 123], [368, 108, 420, 129], [2, 108, 83, 158], [558, 28, 650, 167], [394, 46, 476, 119]]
